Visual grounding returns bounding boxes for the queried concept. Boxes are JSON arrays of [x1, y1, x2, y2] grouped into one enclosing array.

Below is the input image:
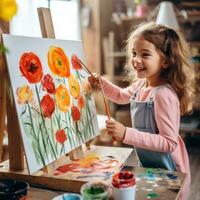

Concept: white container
[[112, 184, 136, 200], [112, 171, 136, 200]]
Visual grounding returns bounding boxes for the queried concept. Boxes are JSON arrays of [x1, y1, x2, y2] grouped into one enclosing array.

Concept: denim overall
[[130, 84, 176, 171]]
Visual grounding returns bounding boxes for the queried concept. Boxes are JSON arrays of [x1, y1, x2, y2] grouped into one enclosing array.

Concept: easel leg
[[0, 54, 6, 162]]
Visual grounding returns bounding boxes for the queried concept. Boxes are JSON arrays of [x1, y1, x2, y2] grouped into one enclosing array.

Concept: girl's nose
[[132, 56, 142, 67], [134, 56, 142, 64]]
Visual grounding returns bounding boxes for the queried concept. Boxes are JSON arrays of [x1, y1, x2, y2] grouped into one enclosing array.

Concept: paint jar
[[112, 171, 136, 200], [52, 193, 83, 200], [80, 181, 109, 200], [0, 179, 29, 200]]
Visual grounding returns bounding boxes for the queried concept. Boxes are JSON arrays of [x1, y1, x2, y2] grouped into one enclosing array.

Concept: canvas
[[2, 34, 99, 174], [53, 145, 133, 182]]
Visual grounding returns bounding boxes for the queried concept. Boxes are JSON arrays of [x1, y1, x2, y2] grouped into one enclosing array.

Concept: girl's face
[[131, 37, 166, 86]]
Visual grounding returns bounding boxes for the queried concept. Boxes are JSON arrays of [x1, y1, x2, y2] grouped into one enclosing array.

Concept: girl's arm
[[101, 77, 137, 104], [123, 87, 179, 153]]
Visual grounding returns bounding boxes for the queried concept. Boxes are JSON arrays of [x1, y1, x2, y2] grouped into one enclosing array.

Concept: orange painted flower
[[55, 84, 70, 112], [72, 105, 80, 121], [41, 94, 55, 118], [19, 52, 43, 84], [41, 74, 56, 94], [68, 74, 80, 99], [48, 46, 70, 77], [16, 85, 34, 104], [55, 129, 67, 144], [77, 95, 85, 109], [71, 54, 82, 70], [79, 153, 100, 168]]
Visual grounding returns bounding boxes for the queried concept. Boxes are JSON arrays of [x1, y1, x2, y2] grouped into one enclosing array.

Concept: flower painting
[[2, 34, 99, 174]]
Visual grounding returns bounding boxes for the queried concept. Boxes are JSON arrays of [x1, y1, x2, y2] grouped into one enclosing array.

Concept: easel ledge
[[0, 7, 89, 189]]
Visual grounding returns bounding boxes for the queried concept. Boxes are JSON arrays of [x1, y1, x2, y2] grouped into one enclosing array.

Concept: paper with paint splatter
[[53, 146, 133, 182], [2, 34, 99, 174]]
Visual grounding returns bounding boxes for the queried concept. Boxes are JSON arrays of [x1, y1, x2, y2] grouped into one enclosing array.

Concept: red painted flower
[[19, 52, 43, 83], [55, 129, 67, 144], [40, 94, 55, 118], [72, 105, 80, 121], [41, 74, 56, 94], [77, 95, 85, 109], [71, 54, 82, 70]]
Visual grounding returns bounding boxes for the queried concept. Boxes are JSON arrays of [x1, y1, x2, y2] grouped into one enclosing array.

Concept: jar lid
[[112, 171, 135, 188]]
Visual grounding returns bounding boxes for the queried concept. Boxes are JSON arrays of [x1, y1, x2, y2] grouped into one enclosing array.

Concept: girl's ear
[[162, 58, 168, 69]]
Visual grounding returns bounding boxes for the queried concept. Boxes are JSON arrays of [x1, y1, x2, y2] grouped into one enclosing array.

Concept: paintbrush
[[76, 56, 94, 77], [76, 57, 114, 139], [76, 56, 110, 118], [99, 77, 111, 119], [99, 77, 116, 141]]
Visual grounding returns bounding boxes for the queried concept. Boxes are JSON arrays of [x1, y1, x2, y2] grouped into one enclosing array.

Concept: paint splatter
[[167, 173, 177, 179], [146, 193, 159, 198], [146, 173, 156, 181], [145, 168, 154, 174]]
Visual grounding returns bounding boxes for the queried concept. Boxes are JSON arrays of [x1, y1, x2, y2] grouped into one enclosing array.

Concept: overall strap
[[132, 80, 146, 100]]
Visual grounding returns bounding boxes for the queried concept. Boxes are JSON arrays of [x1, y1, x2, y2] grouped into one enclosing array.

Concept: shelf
[[178, 10, 200, 22], [190, 42, 200, 48], [107, 51, 126, 58]]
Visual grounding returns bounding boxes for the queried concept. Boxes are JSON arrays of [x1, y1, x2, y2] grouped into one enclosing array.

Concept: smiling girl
[[89, 22, 194, 200]]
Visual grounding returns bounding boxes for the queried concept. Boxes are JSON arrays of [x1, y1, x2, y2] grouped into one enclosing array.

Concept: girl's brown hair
[[125, 22, 195, 115]]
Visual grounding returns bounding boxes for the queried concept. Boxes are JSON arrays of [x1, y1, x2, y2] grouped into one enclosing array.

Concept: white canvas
[[3, 34, 99, 174]]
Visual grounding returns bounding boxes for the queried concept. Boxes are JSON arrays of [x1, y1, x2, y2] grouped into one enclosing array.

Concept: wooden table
[[27, 167, 185, 200]]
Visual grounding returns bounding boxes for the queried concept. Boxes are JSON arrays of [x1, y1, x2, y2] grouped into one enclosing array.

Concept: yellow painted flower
[[55, 84, 70, 112], [68, 74, 80, 99], [48, 46, 70, 77], [16, 85, 34, 104], [0, 0, 17, 21]]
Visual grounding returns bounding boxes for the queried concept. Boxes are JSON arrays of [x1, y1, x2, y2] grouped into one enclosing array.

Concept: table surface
[[27, 166, 185, 200]]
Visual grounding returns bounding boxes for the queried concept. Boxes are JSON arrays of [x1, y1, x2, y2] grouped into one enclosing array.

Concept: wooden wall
[[81, 0, 113, 74]]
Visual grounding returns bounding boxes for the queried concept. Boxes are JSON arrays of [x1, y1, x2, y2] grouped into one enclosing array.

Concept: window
[[10, 0, 81, 40]]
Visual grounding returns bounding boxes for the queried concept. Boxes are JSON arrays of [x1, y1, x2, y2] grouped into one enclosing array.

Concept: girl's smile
[[131, 37, 167, 87]]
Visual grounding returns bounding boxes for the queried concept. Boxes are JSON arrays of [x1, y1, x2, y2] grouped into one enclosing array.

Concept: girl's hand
[[106, 119, 126, 142], [88, 73, 101, 91]]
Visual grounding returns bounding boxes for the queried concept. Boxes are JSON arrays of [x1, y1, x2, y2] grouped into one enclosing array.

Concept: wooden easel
[[0, 7, 89, 192]]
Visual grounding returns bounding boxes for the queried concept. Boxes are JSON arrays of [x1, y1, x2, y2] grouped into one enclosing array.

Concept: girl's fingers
[[106, 119, 115, 125]]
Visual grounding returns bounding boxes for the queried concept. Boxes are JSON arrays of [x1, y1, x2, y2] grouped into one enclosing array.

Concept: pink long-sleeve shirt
[[102, 77, 191, 200]]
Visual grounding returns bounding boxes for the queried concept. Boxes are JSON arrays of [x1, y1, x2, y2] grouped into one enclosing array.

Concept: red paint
[[54, 157, 119, 175], [55, 129, 67, 144], [71, 54, 82, 70], [41, 74, 56, 94], [112, 171, 135, 189], [19, 52, 43, 83], [40, 94, 55, 118], [71, 105, 81, 121]]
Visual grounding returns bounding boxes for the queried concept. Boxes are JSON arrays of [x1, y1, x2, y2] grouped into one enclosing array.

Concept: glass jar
[[81, 181, 109, 200]]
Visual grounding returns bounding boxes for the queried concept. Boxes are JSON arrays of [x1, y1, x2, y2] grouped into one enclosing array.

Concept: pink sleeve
[[101, 77, 137, 104], [123, 87, 179, 153]]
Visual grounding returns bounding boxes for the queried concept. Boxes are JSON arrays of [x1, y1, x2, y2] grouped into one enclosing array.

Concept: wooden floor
[[185, 135, 200, 200]]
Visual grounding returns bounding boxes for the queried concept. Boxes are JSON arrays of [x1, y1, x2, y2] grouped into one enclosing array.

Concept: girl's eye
[[142, 53, 151, 57], [132, 52, 136, 57]]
